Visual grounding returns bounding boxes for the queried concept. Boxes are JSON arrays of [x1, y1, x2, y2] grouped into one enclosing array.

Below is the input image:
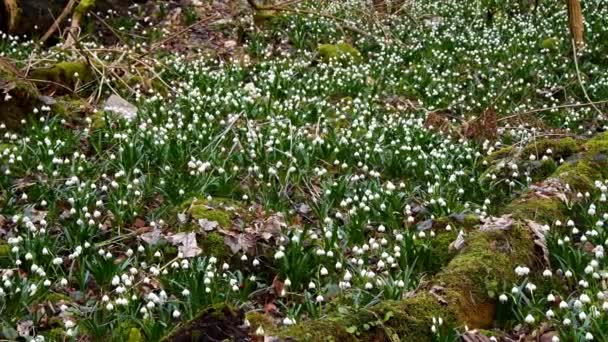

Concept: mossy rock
[[521, 137, 578, 160], [51, 97, 91, 119], [29, 61, 93, 92], [318, 43, 362, 63], [504, 196, 564, 223], [183, 197, 242, 228]]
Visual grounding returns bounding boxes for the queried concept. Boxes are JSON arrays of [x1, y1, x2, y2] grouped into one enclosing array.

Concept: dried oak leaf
[[198, 218, 219, 231], [480, 214, 513, 231], [167, 232, 201, 258], [140, 228, 163, 246]]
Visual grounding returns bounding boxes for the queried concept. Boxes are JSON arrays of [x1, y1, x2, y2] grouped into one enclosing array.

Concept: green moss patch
[[318, 43, 362, 63]]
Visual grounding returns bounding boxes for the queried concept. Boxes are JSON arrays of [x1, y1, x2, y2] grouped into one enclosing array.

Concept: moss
[[51, 97, 89, 119], [428, 230, 459, 272], [42, 292, 71, 303], [521, 137, 578, 159], [253, 9, 278, 26], [541, 37, 559, 50], [318, 43, 362, 63], [245, 311, 277, 334], [185, 198, 240, 228], [127, 327, 144, 342], [75, 0, 96, 15], [485, 146, 514, 163], [200, 232, 230, 259], [583, 132, 608, 155], [45, 327, 66, 340], [30, 61, 92, 90], [504, 196, 564, 224], [554, 159, 603, 193], [280, 317, 355, 342], [0, 242, 10, 267], [365, 293, 455, 341], [437, 225, 533, 327]]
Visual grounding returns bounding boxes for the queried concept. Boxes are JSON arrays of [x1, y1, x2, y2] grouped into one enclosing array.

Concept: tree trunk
[[567, 0, 584, 46]]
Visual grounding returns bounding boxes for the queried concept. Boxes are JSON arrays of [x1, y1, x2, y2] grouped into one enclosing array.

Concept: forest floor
[[1, 0, 608, 341]]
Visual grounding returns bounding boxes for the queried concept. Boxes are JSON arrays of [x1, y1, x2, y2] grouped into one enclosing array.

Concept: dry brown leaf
[[527, 220, 551, 265], [167, 232, 201, 258], [449, 230, 466, 252], [17, 320, 33, 338], [140, 228, 163, 246], [480, 214, 513, 231], [198, 218, 219, 231]]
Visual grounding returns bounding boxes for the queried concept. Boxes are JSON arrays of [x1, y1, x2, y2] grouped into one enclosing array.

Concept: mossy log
[[253, 133, 608, 341]]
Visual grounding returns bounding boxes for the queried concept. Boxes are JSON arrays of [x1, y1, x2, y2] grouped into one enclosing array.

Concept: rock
[[103, 94, 138, 121]]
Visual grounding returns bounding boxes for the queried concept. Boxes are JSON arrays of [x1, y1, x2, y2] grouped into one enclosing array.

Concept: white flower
[[173, 310, 181, 318], [274, 250, 285, 259], [524, 314, 535, 324], [499, 294, 508, 303]]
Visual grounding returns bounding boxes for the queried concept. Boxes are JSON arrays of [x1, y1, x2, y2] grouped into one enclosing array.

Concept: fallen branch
[[40, 0, 78, 44]]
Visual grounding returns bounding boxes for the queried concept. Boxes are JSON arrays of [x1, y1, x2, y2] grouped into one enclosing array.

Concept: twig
[[571, 39, 605, 119], [40, 0, 78, 44]]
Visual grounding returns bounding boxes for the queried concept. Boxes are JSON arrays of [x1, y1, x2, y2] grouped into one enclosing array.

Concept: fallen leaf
[[224, 40, 237, 49], [296, 203, 311, 215], [168, 232, 201, 258], [224, 233, 256, 254], [133, 218, 146, 228], [17, 320, 33, 337], [177, 212, 188, 224], [527, 220, 550, 265], [198, 218, 219, 231], [461, 330, 492, 342], [480, 214, 513, 231], [23, 207, 47, 223], [140, 228, 163, 246], [449, 230, 466, 252], [416, 219, 433, 231]]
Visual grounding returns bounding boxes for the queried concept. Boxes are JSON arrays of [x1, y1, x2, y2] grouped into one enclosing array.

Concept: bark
[[567, 0, 584, 46]]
